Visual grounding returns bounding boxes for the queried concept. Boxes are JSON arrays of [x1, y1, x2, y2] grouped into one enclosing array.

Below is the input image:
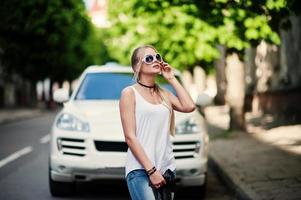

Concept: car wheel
[[49, 167, 75, 197]]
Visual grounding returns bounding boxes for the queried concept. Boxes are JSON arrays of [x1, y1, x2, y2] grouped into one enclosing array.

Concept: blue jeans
[[126, 169, 176, 200]]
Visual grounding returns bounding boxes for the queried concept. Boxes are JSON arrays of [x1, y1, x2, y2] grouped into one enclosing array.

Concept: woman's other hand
[[149, 170, 166, 189], [160, 62, 175, 82]]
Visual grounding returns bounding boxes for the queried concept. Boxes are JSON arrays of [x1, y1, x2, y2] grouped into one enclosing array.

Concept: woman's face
[[136, 47, 162, 76]]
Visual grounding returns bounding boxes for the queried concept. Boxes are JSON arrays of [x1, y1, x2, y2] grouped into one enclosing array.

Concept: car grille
[[93, 140, 200, 159], [173, 141, 200, 159], [94, 141, 128, 152], [57, 138, 86, 157]]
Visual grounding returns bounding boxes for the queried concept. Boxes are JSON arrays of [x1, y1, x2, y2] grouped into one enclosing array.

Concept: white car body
[[49, 64, 209, 196]]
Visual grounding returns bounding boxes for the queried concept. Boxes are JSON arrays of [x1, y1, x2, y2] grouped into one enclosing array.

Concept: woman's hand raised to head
[[149, 170, 166, 189], [159, 63, 196, 113], [160, 62, 176, 82]]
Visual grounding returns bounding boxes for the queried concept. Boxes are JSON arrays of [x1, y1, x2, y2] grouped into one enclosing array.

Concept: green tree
[[193, 0, 298, 130], [105, 0, 298, 130], [106, 1, 220, 71], [0, 0, 102, 82], [106, 0, 297, 70]]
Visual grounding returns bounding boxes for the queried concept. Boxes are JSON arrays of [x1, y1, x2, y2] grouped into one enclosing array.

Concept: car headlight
[[56, 113, 90, 132], [176, 116, 201, 134]]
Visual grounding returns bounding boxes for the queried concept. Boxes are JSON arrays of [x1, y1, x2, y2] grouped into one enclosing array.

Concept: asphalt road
[[0, 111, 235, 200]]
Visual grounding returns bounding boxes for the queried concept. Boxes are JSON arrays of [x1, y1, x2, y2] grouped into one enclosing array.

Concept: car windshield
[[74, 72, 180, 100]]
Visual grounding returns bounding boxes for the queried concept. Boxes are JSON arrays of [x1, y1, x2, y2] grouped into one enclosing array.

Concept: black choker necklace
[[137, 81, 155, 88]]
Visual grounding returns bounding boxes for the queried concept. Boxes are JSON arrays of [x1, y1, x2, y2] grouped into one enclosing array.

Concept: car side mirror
[[53, 88, 69, 103], [195, 92, 213, 107]]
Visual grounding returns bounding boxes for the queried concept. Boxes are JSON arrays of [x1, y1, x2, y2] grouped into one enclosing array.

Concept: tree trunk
[[214, 45, 227, 105], [225, 53, 245, 130], [244, 47, 257, 113]]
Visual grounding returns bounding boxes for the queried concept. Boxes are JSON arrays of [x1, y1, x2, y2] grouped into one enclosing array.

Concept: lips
[[153, 64, 161, 69]]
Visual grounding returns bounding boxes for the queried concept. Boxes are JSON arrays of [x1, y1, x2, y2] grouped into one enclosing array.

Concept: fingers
[[154, 179, 166, 189], [161, 64, 171, 71], [154, 183, 163, 189], [162, 62, 169, 67], [150, 171, 167, 189]]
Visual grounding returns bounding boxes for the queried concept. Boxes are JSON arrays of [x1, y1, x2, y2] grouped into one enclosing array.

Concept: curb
[[208, 155, 259, 200]]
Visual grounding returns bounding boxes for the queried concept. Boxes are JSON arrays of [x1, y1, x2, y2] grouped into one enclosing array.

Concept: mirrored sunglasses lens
[[145, 55, 154, 63]]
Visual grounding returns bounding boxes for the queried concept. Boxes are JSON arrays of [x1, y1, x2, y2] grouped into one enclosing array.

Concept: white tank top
[[124, 85, 176, 177]]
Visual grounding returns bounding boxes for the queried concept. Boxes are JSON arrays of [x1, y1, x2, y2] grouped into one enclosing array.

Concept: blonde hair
[[131, 45, 175, 136]]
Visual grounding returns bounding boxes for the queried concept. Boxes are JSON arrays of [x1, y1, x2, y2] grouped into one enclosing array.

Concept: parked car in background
[[49, 63, 210, 196]]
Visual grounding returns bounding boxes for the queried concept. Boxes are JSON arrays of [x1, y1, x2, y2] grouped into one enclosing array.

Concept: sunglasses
[[142, 53, 163, 64]]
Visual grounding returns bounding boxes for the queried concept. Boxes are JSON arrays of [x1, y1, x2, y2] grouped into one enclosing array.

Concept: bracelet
[[146, 166, 155, 174], [146, 166, 156, 176], [148, 168, 157, 176]]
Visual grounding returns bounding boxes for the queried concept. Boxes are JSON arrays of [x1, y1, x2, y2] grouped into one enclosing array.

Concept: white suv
[[49, 63, 209, 196]]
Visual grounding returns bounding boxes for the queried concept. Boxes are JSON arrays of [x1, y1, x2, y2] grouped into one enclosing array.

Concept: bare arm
[[119, 87, 166, 188], [160, 62, 196, 112], [164, 77, 196, 113]]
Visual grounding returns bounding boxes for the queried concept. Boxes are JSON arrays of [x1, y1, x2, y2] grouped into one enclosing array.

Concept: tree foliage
[[106, 1, 220, 71], [0, 0, 297, 82], [0, 0, 106, 82], [195, 0, 298, 49], [105, 0, 298, 69]]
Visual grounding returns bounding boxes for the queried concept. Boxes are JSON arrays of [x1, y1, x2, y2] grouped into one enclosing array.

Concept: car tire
[[49, 167, 75, 197]]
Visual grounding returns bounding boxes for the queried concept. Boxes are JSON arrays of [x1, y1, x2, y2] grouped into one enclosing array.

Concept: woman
[[119, 45, 196, 200]]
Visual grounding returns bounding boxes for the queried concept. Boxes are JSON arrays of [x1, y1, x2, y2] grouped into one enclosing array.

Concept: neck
[[137, 75, 156, 88]]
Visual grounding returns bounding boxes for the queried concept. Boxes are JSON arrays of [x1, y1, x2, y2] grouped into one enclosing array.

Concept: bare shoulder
[[121, 86, 134, 95], [120, 86, 135, 103]]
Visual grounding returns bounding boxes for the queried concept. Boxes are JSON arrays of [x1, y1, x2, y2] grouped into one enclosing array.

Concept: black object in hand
[[162, 169, 176, 191], [157, 169, 176, 200]]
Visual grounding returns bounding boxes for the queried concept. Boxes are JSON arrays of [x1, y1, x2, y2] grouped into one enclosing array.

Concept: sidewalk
[[0, 107, 49, 124], [205, 106, 301, 200]]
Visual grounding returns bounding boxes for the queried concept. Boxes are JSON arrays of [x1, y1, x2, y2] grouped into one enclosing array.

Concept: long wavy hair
[[131, 45, 175, 136]]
